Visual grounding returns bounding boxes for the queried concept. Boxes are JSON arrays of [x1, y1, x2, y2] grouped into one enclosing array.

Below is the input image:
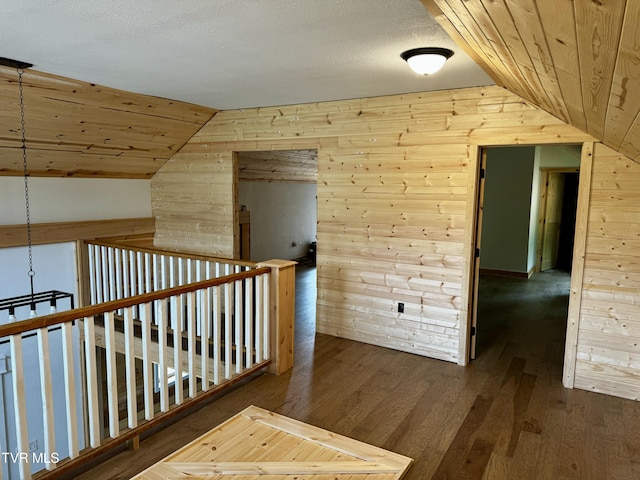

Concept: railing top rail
[[87, 239, 257, 269], [0, 266, 271, 339]]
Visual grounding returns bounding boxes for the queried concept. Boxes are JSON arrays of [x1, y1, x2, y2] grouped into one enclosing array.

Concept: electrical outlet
[[29, 439, 37, 452], [398, 302, 404, 313]]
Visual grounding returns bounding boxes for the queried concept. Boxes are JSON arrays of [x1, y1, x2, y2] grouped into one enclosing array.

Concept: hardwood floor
[[73, 267, 640, 480]]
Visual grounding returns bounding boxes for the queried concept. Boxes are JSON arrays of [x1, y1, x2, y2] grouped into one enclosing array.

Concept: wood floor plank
[[430, 394, 495, 479]]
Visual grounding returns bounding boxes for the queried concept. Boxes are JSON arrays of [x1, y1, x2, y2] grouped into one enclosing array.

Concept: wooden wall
[[238, 149, 317, 183], [154, 85, 600, 367], [574, 143, 640, 400], [152, 149, 236, 258]]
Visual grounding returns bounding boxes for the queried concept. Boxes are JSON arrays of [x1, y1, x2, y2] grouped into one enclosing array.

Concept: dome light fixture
[[400, 47, 454, 75]]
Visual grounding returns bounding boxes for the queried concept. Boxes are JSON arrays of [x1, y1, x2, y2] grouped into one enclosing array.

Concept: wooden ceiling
[[0, 66, 216, 178], [423, 0, 640, 164], [237, 149, 318, 183]]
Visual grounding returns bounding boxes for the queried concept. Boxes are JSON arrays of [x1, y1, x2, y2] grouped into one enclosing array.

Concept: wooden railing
[[83, 240, 255, 306], [0, 246, 296, 480]]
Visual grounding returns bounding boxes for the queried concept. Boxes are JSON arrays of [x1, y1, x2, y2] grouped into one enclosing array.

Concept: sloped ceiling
[[0, 67, 216, 178], [423, 0, 640, 164]]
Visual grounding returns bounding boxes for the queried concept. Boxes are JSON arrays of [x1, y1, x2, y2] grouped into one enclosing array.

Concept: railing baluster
[[235, 278, 243, 374], [173, 294, 183, 404], [158, 299, 169, 412], [122, 247, 130, 301], [263, 273, 270, 359], [114, 247, 123, 302], [245, 277, 253, 369], [178, 257, 184, 288], [224, 281, 232, 380], [102, 247, 113, 302], [61, 321, 79, 458], [201, 286, 210, 391], [88, 243, 97, 305], [95, 246, 104, 304], [10, 334, 31, 479], [123, 306, 138, 429], [187, 291, 196, 398], [187, 258, 193, 284], [128, 250, 135, 298], [107, 247, 115, 302], [141, 302, 154, 420], [196, 261, 203, 336], [213, 284, 221, 385], [136, 251, 144, 296], [255, 274, 263, 363], [104, 311, 119, 438], [37, 328, 57, 471], [145, 252, 152, 295], [83, 316, 101, 448]]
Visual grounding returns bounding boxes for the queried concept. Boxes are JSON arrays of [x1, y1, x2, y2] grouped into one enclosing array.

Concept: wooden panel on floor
[[131, 405, 413, 479]]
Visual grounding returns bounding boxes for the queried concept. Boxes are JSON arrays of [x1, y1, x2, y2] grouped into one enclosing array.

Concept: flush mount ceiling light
[[400, 47, 454, 75]]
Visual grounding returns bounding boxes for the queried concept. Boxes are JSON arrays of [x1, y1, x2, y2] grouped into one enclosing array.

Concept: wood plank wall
[[152, 149, 236, 258], [153, 85, 605, 369], [238, 150, 317, 183], [575, 143, 640, 400]]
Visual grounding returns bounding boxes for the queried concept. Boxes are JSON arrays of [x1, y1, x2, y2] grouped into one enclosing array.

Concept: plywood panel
[[132, 406, 413, 479]]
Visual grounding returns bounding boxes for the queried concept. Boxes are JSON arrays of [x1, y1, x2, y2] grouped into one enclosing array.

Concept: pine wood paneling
[[0, 67, 215, 178], [574, 143, 640, 400], [0, 217, 154, 248], [238, 150, 317, 183], [153, 85, 594, 367], [152, 151, 235, 257], [425, 0, 640, 165]]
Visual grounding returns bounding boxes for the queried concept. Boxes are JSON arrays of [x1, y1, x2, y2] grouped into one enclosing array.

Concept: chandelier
[[0, 57, 74, 320]]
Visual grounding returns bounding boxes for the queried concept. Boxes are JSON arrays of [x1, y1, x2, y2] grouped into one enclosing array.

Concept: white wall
[[1, 176, 151, 315], [0, 243, 77, 320], [538, 144, 581, 168], [0, 177, 151, 225], [0, 178, 147, 474], [528, 152, 543, 272], [481, 145, 582, 275], [528, 144, 582, 271], [238, 182, 317, 262], [480, 147, 536, 274]]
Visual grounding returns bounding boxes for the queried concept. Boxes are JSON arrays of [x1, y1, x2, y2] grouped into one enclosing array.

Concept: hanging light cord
[[17, 67, 35, 298]]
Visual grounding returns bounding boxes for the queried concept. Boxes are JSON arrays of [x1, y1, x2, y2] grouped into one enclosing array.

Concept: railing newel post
[[257, 260, 297, 375]]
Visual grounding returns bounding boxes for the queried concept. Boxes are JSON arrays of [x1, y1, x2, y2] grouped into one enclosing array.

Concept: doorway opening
[[469, 145, 583, 367], [235, 150, 318, 263], [235, 149, 319, 342]]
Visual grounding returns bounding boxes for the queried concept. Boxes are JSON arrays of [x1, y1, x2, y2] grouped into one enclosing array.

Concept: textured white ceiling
[[2, 0, 493, 110]]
